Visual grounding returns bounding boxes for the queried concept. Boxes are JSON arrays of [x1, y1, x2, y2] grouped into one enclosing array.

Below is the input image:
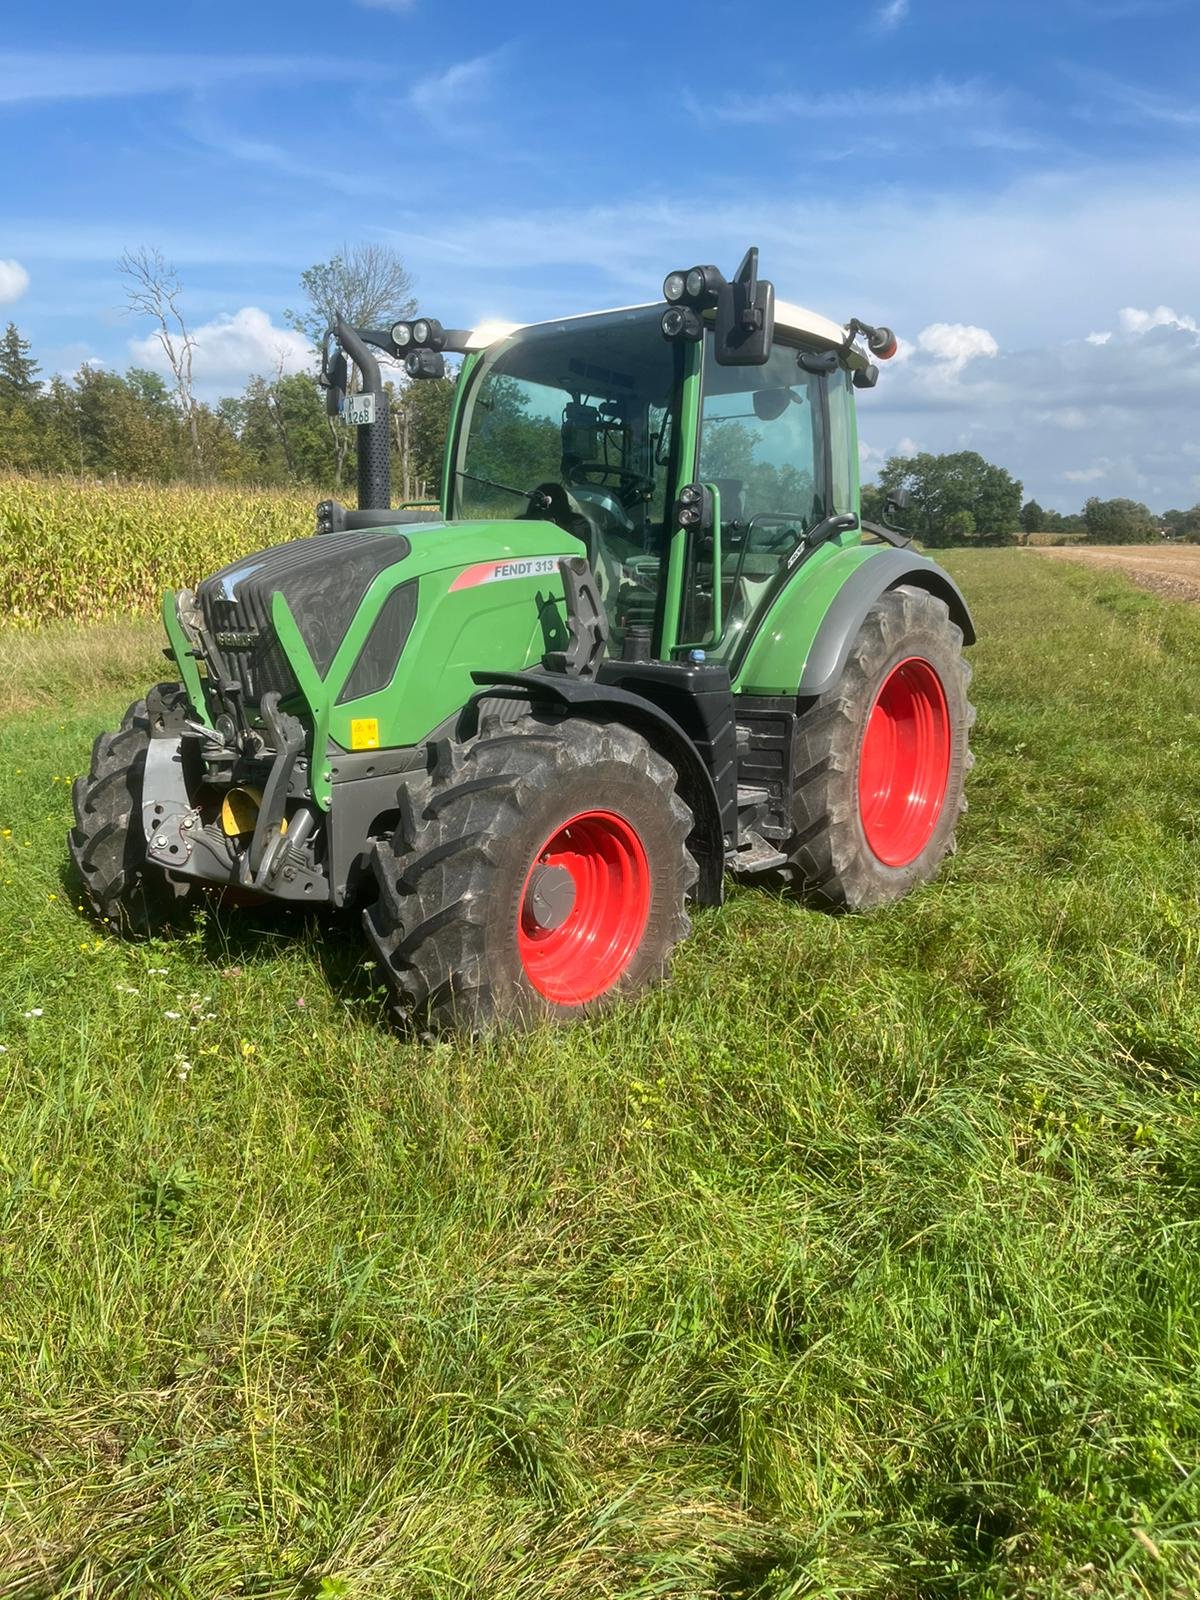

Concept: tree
[[393, 373, 456, 501], [285, 244, 416, 351], [0, 322, 40, 402], [878, 450, 1022, 546], [1159, 506, 1200, 542], [1083, 497, 1157, 544], [119, 247, 204, 472], [1020, 498, 1045, 534], [945, 508, 976, 542], [286, 244, 417, 491]]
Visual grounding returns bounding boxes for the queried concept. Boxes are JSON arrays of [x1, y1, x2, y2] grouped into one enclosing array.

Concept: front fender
[[735, 544, 975, 699]]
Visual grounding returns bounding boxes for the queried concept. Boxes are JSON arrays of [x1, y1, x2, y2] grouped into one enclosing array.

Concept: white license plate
[[346, 392, 376, 426]]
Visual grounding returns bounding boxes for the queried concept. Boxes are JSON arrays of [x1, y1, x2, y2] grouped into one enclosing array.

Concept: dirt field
[[1033, 542, 1200, 604]]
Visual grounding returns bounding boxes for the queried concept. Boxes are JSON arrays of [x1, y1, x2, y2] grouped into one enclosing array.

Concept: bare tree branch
[[118, 246, 204, 473]]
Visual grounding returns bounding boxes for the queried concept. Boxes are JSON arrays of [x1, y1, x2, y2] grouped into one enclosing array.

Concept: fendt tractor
[[70, 249, 976, 1031]]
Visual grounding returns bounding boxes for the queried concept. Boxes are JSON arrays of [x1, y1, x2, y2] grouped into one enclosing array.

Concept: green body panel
[[732, 536, 890, 696], [161, 591, 212, 728], [267, 517, 583, 808], [658, 344, 704, 659]]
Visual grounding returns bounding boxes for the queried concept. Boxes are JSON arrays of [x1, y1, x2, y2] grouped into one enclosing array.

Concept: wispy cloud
[[0, 52, 347, 107], [183, 113, 378, 197], [874, 0, 911, 30], [405, 49, 508, 138], [0, 259, 29, 304], [690, 77, 993, 127], [1068, 66, 1200, 127]]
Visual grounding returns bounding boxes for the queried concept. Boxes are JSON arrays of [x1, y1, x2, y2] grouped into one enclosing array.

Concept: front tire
[[785, 585, 974, 909], [69, 687, 197, 936], [363, 704, 698, 1033]]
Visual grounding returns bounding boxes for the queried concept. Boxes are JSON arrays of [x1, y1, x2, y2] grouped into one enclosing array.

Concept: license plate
[[346, 392, 376, 426]]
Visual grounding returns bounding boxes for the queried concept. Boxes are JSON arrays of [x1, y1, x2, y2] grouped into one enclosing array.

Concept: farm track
[[1034, 540, 1200, 604]]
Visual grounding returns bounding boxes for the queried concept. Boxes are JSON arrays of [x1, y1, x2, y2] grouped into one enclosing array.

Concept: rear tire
[[69, 687, 198, 937], [363, 703, 698, 1033], [785, 585, 974, 909]]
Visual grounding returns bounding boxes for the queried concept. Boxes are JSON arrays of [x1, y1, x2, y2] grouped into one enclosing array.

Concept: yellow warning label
[[350, 718, 380, 750]]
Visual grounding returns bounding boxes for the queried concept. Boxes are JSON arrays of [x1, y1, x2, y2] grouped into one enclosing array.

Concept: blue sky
[[3, 0, 1200, 509]]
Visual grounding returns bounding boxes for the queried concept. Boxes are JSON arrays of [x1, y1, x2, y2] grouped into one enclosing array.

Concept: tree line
[[0, 245, 453, 500], [862, 450, 1200, 546], [3, 242, 1199, 546]]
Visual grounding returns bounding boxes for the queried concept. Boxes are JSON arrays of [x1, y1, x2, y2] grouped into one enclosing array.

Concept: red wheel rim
[[858, 656, 952, 868], [517, 810, 651, 1004]]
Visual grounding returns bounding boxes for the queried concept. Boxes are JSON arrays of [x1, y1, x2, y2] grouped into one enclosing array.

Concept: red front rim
[[517, 810, 651, 1004], [858, 656, 952, 868]]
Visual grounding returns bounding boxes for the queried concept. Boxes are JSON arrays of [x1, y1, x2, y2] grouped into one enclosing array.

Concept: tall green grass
[[1, 551, 1199, 1596]]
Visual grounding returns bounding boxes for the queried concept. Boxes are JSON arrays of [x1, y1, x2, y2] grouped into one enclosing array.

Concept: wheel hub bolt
[[525, 863, 576, 931]]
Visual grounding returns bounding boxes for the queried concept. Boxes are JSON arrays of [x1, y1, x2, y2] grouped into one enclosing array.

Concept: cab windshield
[[452, 307, 682, 645]]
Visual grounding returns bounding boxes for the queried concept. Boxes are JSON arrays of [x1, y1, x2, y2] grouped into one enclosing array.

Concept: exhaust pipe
[[335, 318, 392, 512]]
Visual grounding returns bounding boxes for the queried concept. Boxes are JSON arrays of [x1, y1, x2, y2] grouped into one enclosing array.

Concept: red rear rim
[[517, 810, 651, 1004], [858, 656, 952, 868]]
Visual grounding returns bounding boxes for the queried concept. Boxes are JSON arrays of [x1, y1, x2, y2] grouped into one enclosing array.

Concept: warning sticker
[[449, 555, 575, 593]]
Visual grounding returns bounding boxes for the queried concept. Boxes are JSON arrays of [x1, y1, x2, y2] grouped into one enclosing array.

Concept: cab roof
[[464, 299, 852, 354]]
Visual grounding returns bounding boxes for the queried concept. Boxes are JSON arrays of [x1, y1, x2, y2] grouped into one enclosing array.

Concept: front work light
[[395, 317, 446, 353], [684, 265, 723, 306], [663, 264, 726, 310], [661, 305, 704, 342]]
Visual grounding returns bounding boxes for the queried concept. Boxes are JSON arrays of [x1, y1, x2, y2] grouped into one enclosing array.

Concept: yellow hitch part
[[220, 787, 289, 839]]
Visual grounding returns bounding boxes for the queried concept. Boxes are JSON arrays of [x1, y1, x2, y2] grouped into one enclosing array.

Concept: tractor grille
[[196, 528, 411, 708], [200, 584, 301, 706]]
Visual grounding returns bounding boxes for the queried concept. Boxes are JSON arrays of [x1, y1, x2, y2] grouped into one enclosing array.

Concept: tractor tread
[[362, 704, 696, 1033], [69, 685, 197, 938], [782, 584, 974, 910]]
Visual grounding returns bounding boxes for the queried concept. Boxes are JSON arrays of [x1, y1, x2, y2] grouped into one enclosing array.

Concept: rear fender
[[473, 670, 725, 905], [797, 550, 974, 696], [736, 546, 975, 699]]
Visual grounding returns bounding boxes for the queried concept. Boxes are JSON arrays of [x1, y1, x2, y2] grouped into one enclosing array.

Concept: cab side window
[[695, 338, 829, 656]]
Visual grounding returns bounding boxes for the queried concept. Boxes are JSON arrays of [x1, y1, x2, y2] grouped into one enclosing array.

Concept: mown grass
[[2, 550, 1200, 1597]]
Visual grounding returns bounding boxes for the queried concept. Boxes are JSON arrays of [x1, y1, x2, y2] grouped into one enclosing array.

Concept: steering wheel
[[566, 461, 655, 510]]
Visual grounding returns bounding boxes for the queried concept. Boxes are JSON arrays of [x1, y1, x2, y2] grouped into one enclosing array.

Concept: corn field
[[0, 474, 315, 626]]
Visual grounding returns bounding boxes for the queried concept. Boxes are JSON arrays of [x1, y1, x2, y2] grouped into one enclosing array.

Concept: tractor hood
[[173, 517, 586, 752]]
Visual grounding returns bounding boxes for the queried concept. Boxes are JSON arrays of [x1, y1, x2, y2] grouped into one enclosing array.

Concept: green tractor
[[70, 249, 975, 1032]]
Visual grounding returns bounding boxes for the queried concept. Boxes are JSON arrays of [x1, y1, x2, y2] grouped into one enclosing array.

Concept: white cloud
[[1063, 461, 1112, 483], [1086, 330, 1112, 345], [1118, 304, 1199, 335], [0, 259, 29, 304], [914, 322, 999, 371], [128, 306, 311, 394], [875, 0, 911, 28]]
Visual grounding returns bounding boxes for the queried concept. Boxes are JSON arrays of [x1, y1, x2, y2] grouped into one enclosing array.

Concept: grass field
[[3, 551, 1200, 1597]]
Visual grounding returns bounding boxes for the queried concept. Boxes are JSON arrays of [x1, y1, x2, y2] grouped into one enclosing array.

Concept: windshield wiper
[[458, 470, 551, 512]]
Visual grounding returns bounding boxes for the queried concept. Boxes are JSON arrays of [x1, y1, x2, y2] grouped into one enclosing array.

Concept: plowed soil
[[1034, 542, 1200, 604]]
